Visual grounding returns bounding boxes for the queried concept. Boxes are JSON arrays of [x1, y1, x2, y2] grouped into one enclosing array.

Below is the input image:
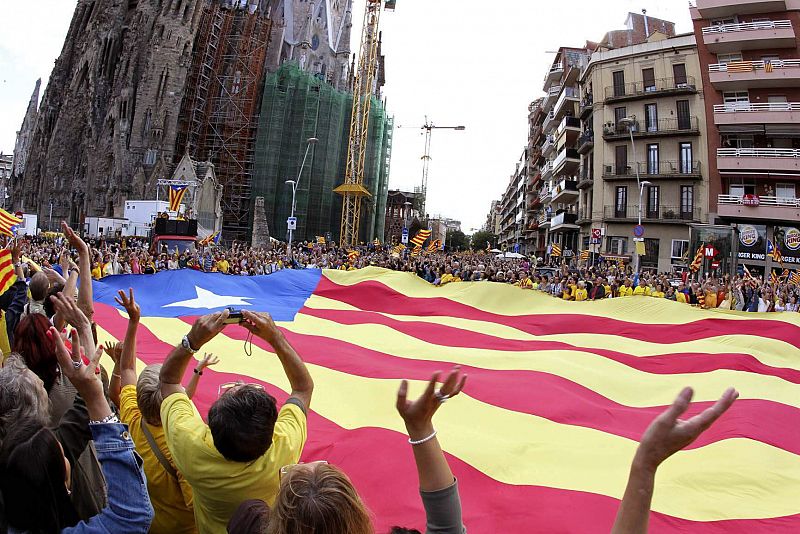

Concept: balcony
[[718, 194, 800, 221], [709, 60, 800, 90], [553, 148, 580, 176], [696, 0, 787, 20], [553, 87, 580, 121], [543, 110, 558, 132], [538, 211, 552, 228], [604, 77, 697, 103], [576, 207, 592, 225], [542, 161, 554, 181], [602, 117, 700, 140], [602, 161, 703, 181], [543, 85, 563, 112], [713, 101, 800, 126], [579, 94, 594, 120], [550, 211, 579, 232], [555, 116, 581, 143], [544, 64, 564, 90], [577, 170, 593, 189], [603, 205, 702, 223], [577, 130, 594, 155], [542, 135, 556, 158], [551, 179, 579, 204], [702, 20, 795, 53], [717, 147, 800, 173]]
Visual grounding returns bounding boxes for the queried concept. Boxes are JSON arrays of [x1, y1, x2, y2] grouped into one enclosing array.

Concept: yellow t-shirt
[[161, 393, 307, 534], [676, 292, 688, 304], [91, 265, 103, 280], [574, 288, 588, 301], [517, 278, 533, 289], [440, 273, 455, 285], [562, 289, 574, 301], [651, 291, 665, 298], [119, 386, 196, 534], [603, 284, 612, 298], [633, 285, 650, 296], [216, 260, 230, 274], [619, 286, 633, 297]]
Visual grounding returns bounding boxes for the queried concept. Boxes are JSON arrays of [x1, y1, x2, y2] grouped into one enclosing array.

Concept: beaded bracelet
[[408, 429, 437, 446]]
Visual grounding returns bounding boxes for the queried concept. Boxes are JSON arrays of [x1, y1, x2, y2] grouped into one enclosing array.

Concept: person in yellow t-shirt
[[633, 280, 651, 296], [604, 284, 613, 298], [619, 280, 634, 297], [574, 281, 588, 301], [216, 256, 230, 274], [91, 262, 103, 280], [160, 309, 314, 534], [650, 283, 665, 298], [562, 284, 574, 301], [516, 271, 533, 289]]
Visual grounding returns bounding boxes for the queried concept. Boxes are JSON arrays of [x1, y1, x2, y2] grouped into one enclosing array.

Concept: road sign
[[401, 227, 409, 244], [633, 224, 645, 238], [513, 243, 520, 253], [591, 228, 601, 245], [287, 217, 297, 230]]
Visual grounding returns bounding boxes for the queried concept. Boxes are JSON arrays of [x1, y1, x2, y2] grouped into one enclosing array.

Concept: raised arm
[[53, 269, 80, 332], [396, 367, 467, 534], [160, 310, 229, 399], [62, 221, 94, 322], [611, 387, 738, 534], [50, 292, 95, 365], [241, 310, 314, 409], [184, 353, 219, 400]]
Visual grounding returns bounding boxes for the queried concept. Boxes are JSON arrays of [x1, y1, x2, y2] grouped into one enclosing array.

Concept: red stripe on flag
[[314, 277, 800, 348]]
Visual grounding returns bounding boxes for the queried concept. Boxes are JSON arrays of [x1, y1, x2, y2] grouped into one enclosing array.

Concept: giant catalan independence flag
[[92, 268, 800, 533]]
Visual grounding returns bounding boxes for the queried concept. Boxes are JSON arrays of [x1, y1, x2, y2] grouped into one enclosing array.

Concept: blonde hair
[[267, 463, 373, 534], [137, 364, 163, 426]]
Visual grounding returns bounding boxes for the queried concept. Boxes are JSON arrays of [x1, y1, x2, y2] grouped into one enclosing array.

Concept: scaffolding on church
[[176, 2, 272, 241], [253, 62, 392, 244]]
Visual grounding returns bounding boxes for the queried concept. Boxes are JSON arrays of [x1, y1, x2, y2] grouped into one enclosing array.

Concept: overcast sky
[[0, 0, 692, 232]]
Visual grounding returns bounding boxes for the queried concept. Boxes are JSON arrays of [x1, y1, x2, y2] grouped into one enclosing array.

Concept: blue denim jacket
[[61, 423, 153, 534]]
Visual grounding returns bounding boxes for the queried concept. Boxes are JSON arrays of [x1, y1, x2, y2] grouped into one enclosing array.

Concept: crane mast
[[334, 0, 386, 247]]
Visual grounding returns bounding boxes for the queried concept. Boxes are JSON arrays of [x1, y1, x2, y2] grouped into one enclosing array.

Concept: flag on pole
[[411, 245, 422, 257], [347, 250, 360, 264], [771, 270, 778, 286], [580, 250, 590, 261], [392, 243, 406, 255], [0, 209, 22, 238], [550, 243, 562, 258], [767, 239, 784, 266], [199, 231, 221, 247], [316, 236, 327, 245], [742, 264, 753, 280], [790, 271, 800, 285], [689, 243, 704, 273], [90, 268, 800, 533], [373, 238, 381, 247], [428, 239, 442, 253], [169, 185, 188, 212], [410, 229, 431, 247], [0, 249, 17, 295]]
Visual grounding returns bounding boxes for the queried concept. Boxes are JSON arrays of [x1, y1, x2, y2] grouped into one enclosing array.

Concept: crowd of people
[[0, 221, 743, 533], [15, 230, 800, 314]]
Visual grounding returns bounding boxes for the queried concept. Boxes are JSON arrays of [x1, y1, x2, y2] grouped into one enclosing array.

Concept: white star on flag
[[164, 286, 254, 309]]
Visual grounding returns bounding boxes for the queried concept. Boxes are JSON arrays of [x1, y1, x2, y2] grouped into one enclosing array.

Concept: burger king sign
[[776, 226, 800, 264]]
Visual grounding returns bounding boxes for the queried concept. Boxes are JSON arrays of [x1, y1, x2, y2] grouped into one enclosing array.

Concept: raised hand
[[61, 221, 88, 254], [104, 341, 123, 365], [241, 310, 281, 345], [197, 353, 220, 371], [187, 309, 230, 350], [635, 387, 739, 472], [396, 366, 467, 437], [114, 288, 141, 323], [51, 291, 91, 330]]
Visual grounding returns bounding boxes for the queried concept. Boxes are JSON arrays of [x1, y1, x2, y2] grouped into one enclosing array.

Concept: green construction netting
[[253, 61, 392, 244]]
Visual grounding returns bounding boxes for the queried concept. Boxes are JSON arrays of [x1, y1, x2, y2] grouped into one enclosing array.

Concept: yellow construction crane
[[334, 0, 394, 247]]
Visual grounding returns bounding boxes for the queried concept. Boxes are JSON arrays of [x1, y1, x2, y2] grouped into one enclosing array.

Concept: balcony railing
[[719, 194, 800, 207], [702, 20, 792, 34], [577, 130, 594, 154], [551, 179, 578, 198], [540, 161, 553, 176], [579, 93, 594, 118], [556, 116, 581, 137], [713, 102, 800, 113], [602, 117, 700, 139], [554, 87, 580, 116], [709, 59, 800, 73], [542, 135, 556, 154], [537, 211, 552, 225], [718, 147, 800, 158], [602, 160, 702, 178], [551, 212, 579, 227], [603, 205, 701, 221], [605, 76, 697, 101]]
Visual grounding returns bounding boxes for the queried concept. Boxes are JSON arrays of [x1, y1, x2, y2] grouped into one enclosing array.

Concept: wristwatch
[[181, 335, 199, 354]]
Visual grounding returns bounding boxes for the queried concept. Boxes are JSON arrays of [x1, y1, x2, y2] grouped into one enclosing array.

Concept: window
[[729, 181, 755, 197], [717, 53, 743, 64], [613, 70, 626, 97], [615, 186, 628, 218], [676, 100, 691, 130], [680, 185, 694, 218], [642, 238, 660, 268], [723, 135, 754, 149], [776, 183, 796, 199], [722, 91, 750, 111], [608, 236, 628, 255], [143, 149, 157, 166], [615, 145, 628, 175], [642, 68, 656, 92], [679, 142, 693, 174], [647, 144, 659, 175], [645, 103, 658, 132], [671, 239, 689, 260], [646, 185, 660, 218], [614, 106, 627, 133], [673, 64, 687, 86]]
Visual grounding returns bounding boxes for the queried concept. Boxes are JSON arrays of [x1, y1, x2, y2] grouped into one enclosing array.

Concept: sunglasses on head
[[217, 381, 265, 397], [279, 460, 329, 481]]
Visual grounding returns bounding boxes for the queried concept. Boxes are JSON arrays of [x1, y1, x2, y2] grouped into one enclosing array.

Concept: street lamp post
[[285, 137, 318, 256], [619, 117, 647, 276]]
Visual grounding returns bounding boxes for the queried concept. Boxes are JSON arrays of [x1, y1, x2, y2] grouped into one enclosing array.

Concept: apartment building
[[578, 17, 710, 272], [497, 148, 529, 251], [537, 47, 592, 261], [526, 99, 547, 257], [691, 0, 800, 274]]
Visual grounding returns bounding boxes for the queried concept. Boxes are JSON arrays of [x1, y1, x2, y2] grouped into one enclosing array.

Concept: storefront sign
[[775, 226, 800, 264], [737, 224, 766, 261]]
